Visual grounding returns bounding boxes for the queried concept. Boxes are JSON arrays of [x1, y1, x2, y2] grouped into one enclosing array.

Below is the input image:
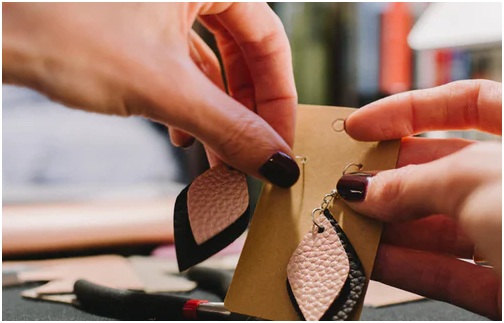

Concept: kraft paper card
[[224, 105, 400, 320]]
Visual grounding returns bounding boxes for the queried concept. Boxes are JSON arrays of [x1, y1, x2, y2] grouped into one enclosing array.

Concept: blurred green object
[[275, 3, 352, 106]]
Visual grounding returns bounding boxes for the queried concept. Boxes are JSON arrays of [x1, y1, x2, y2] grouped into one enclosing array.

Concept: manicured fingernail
[[258, 152, 300, 188], [337, 173, 373, 201], [181, 137, 196, 149]]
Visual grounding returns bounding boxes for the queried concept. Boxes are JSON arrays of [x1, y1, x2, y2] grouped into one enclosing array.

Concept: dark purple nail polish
[[337, 173, 373, 201], [180, 137, 196, 149], [259, 152, 300, 188]]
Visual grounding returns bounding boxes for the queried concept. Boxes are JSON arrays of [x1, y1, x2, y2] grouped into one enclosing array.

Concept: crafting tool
[[74, 280, 238, 320], [185, 266, 233, 300], [73, 267, 260, 320]]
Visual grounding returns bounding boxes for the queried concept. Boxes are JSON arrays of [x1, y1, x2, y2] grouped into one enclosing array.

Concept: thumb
[[147, 60, 300, 188], [335, 144, 494, 222]]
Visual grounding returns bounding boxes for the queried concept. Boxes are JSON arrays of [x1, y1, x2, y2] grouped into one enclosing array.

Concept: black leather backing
[[174, 184, 251, 272], [287, 209, 366, 321]]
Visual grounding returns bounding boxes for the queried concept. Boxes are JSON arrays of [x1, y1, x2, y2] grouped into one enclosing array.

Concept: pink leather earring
[[286, 163, 366, 321], [174, 165, 250, 272]]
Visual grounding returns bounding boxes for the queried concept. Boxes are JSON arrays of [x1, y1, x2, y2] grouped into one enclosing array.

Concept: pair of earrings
[[286, 163, 366, 321], [173, 160, 366, 321]]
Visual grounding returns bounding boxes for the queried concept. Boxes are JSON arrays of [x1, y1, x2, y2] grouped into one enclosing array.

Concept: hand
[[2, 3, 300, 188], [342, 80, 502, 319]]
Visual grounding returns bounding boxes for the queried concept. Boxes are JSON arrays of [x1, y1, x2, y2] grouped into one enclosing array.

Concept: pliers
[[73, 266, 261, 320]]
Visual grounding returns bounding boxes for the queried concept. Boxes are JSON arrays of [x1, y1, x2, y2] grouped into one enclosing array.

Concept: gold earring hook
[[342, 163, 363, 175], [311, 163, 365, 233], [295, 156, 308, 164]]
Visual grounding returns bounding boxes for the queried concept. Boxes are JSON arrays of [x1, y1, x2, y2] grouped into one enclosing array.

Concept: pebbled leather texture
[[324, 209, 366, 321], [173, 184, 250, 272], [286, 215, 350, 321], [188, 165, 249, 245], [287, 209, 366, 321]]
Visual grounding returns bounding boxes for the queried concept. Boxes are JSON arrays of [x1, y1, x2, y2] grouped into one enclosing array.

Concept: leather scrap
[[174, 184, 250, 272], [188, 165, 249, 245], [15, 255, 144, 296], [286, 215, 350, 321]]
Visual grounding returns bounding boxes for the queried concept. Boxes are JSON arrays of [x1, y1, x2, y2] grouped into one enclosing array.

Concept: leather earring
[[286, 163, 365, 321], [174, 165, 250, 272]]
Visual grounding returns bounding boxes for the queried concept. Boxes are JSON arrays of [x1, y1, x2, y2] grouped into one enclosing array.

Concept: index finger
[[346, 79, 502, 141], [200, 3, 297, 147]]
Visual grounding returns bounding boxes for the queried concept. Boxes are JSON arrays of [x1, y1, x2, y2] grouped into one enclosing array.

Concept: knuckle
[[447, 142, 499, 179], [374, 166, 410, 201], [217, 116, 266, 162], [238, 24, 290, 62], [440, 142, 501, 215], [370, 165, 417, 220]]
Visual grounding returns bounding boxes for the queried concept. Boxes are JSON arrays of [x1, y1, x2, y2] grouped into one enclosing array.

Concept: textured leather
[[174, 183, 250, 272], [286, 215, 350, 321], [324, 209, 366, 321], [286, 209, 366, 321], [188, 165, 249, 245]]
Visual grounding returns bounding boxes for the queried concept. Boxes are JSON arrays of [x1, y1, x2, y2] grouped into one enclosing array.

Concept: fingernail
[[258, 152, 300, 188], [181, 137, 196, 149], [337, 173, 373, 201]]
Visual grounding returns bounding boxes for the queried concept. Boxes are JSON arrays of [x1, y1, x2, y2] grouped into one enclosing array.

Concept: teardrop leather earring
[[286, 163, 366, 321], [174, 165, 250, 272]]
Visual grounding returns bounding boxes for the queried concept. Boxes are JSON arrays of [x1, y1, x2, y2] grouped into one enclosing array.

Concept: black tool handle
[[74, 279, 191, 320], [185, 266, 233, 300]]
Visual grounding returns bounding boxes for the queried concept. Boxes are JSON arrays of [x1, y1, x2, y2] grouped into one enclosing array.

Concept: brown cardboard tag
[[224, 105, 400, 320]]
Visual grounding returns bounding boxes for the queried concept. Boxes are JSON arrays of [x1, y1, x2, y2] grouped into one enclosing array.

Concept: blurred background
[[3, 2, 502, 258]]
